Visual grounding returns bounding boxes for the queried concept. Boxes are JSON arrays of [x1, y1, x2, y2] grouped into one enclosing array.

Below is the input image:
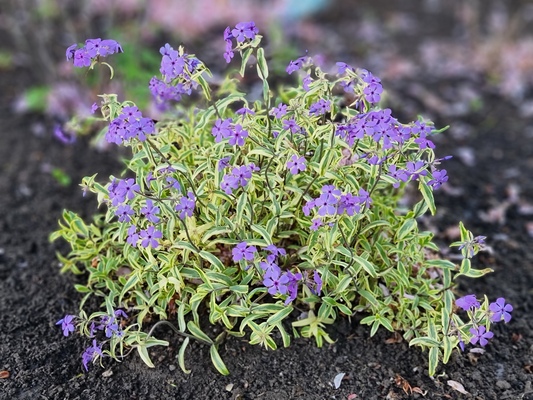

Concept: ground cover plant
[[51, 23, 513, 377]]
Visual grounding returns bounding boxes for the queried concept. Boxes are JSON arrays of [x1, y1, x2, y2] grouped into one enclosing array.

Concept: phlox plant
[[51, 25, 512, 376]]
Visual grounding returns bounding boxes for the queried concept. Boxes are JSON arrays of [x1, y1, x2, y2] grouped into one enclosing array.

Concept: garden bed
[[2, 1, 533, 399]]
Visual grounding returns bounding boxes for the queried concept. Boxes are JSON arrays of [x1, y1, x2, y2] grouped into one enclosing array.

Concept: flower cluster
[[454, 294, 513, 349], [56, 310, 128, 370], [66, 38, 122, 68], [223, 21, 259, 63], [211, 118, 249, 146], [220, 163, 259, 194], [149, 44, 202, 109], [106, 105, 155, 144]]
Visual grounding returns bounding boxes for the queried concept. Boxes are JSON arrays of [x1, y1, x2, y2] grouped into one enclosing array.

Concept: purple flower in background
[[282, 118, 301, 134], [428, 169, 448, 189], [66, 38, 122, 69], [56, 314, 76, 337], [236, 106, 255, 117], [489, 298, 513, 323], [336, 62, 354, 75], [338, 192, 360, 216], [270, 103, 288, 119], [228, 124, 249, 146], [139, 226, 162, 248], [141, 200, 160, 223], [231, 21, 258, 42], [286, 155, 306, 175], [357, 188, 372, 209], [263, 269, 290, 296], [303, 74, 312, 91], [90, 102, 99, 114], [285, 271, 302, 305], [455, 294, 480, 311], [265, 244, 287, 259], [309, 99, 331, 116], [53, 124, 76, 145], [232, 242, 257, 262], [66, 44, 77, 61], [303, 199, 315, 216], [175, 192, 196, 219], [82, 339, 103, 371], [73, 48, 92, 67], [286, 56, 308, 74], [114, 309, 128, 319], [469, 326, 494, 347]]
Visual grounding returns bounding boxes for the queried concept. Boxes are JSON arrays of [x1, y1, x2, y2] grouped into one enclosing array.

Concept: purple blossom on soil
[[287, 155, 306, 175], [141, 200, 160, 224], [116, 204, 134, 223], [231, 21, 258, 42], [139, 226, 162, 248], [212, 118, 232, 143], [126, 225, 139, 246], [228, 124, 249, 146], [270, 103, 288, 119], [175, 192, 196, 219], [232, 242, 257, 262], [53, 124, 76, 145], [263, 269, 290, 295], [428, 169, 448, 189], [469, 325, 494, 347], [489, 298, 513, 323], [455, 294, 480, 311], [286, 56, 308, 75], [82, 339, 103, 371], [309, 99, 331, 116], [310, 218, 323, 231], [56, 314, 76, 337]]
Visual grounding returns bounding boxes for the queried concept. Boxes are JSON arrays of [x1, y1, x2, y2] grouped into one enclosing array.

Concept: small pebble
[[496, 380, 511, 390], [169, 365, 176, 371]]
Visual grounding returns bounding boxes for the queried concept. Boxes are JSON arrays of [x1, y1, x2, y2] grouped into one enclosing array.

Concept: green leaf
[[352, 254, 377, 278], [396, 218, 417, 241], [187, 321, 213, 344], [409, 336, 440, 348], [199, 251, 225, 271], [119, 273, 139, 302], [74, 284, 91, 293], [178, 337, 191, 374], [266, 305, 293, 325], [428, 346, 439, 376], [419, 180, 436, 215], [256, 47, 269, 79], [137, 345, 155, 368], [240, 48, 253, 77], [251, 224, 272, 243], [210, 345, 230, 375]]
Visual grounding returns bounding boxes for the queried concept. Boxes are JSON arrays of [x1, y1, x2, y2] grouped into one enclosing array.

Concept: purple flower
[[286, 155, 306, 175], [91, 102, 99, 114], [228, 124, 249, 146], [309, 99, 331, 116], [303, 74, 312, 91], [428, 169, 448, 190], [270, 103, 288, 119], [56, 314, 76, 337], [285, 271, 302, 305], [175, 192, 196, 219], [313, 270, 323, 295], [363, 82, 383, 103], [82, 339, 103, 371], [53, 124, 76, 145], [116, 204, 134, 222], [303, 199, 315, 216], [469, 326, 494, 347], [357, 188, 372, 209], [118, 178, 139, 201], [336, 62, 354, 75], [489, 298, 513, 323], [231, 21, 258, 42], [66, 44, 77, 61], [141, 200, 160, 223], [315, 193, 338, 216], [310, 218, 323, 231], [115, 309, 128, 319], [259, 259, 281, 276], [212, 118, 232, 142], [232, 242, 257, 262], [338, 193, 360, 216], [455, 294, 480, 311], [265, 244, 287, 258], [405, 161, 427, 181], [126, 225, 139, 246], [139, 226, 162, 248], [282, 118, 301, 134], [286, 56, 308, 74], [236, 107, 255, 118], [218, 156, 231, 171], [73, 48, 92, 67], [263, 269, 290, 295]]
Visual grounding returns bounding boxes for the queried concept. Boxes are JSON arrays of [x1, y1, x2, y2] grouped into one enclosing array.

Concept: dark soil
[[2, 1, 533, 399]]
